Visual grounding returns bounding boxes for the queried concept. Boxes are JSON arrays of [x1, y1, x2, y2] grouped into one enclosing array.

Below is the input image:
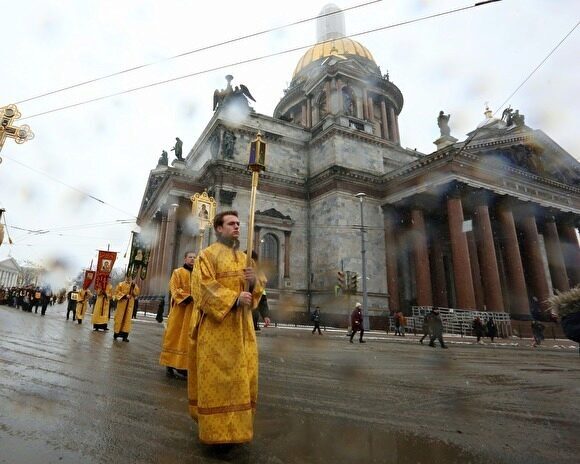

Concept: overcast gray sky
[[1, 0, 578, 287]]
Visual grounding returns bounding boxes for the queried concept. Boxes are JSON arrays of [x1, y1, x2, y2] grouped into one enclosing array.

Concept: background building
[[0, 257, 20, 288]]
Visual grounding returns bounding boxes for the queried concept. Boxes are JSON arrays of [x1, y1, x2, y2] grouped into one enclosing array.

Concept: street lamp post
[[355, 192, 369, 330]]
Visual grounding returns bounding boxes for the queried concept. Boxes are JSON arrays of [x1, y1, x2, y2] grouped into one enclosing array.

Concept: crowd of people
[[0, 285, 60, 315]]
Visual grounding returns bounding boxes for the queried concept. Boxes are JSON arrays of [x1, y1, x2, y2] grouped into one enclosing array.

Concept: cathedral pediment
[[478, 140, 579, 185]]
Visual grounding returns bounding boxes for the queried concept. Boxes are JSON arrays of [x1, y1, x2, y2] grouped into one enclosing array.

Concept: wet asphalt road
[[1, 303, 578, 464]]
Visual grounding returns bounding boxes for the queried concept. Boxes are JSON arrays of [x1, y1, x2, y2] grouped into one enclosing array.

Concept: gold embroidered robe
[[75, 288, 92, 321], [187, 242, 263, 444], [159, 266, 195, 370], [113, 281, 140, 335], [92, 284, 112, 326]]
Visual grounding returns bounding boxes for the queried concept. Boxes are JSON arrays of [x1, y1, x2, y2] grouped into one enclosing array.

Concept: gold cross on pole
[[0, 104, 35, 154]]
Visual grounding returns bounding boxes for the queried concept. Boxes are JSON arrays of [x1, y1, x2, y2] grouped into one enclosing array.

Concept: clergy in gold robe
[[160, 251, 196, 379], [92, 282, 112, 331], [75, 288, 92, 324], [113, 277, 139, 342], [187, 211, 264, 445]]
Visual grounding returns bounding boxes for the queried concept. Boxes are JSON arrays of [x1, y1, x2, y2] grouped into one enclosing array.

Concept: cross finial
[[0, 104, 35, 152]]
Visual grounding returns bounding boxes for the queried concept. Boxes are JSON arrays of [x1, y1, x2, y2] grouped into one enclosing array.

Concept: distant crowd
[[0, 285, 64, 315]]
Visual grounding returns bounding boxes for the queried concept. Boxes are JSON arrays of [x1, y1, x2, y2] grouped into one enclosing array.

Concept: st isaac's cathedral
[[136, 5, 580, 326]]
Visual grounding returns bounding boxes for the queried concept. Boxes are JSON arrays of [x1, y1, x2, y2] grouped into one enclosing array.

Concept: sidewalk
[[253, 321, 578, 351]]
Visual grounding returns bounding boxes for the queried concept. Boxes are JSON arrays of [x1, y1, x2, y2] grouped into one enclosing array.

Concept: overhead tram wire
[[10, 220, 135, 243], [14, 0, 383, 105], [21, 0, 502, 121], [10, 220, 134, 235], [453, 19, 579, 158], [1, 154, 138, 219]]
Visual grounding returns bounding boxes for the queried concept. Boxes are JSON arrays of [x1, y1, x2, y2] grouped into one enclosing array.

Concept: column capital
[[445, 182, 469, 200], [496, 195, 521, 210], [469, 189, 493, 207]]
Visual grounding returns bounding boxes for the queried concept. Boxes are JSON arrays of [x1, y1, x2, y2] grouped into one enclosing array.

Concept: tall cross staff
[[244, 132, 266, 292], [0, 104, 34, 164]]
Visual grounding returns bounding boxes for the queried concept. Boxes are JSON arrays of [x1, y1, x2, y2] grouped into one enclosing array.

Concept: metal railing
[[412, 306, 512, 337]]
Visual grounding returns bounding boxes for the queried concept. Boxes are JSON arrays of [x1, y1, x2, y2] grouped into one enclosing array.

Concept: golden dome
[[292, 37, 376, 78]]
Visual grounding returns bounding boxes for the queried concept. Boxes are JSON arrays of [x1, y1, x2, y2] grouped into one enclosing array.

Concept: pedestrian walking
[[429, 309, 448, 348], [399, 312, 407, 336], [311, 306, 322, 335], [419, 311, 433, 344], [486, 317, 497, 342], [472, 316, 485, 344], [155, 297, 165, 323], [66, 286, 78, 321], [33, 288, 41, 313], [253, 291, 271, 331], [40, 288, 50, 316], [394, 311, 402, 336], [349, 302, 365, 343], [531, 320, 545, 347]]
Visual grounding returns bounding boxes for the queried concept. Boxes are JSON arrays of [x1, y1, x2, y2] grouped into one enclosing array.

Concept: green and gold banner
[[127, 232, 151, 280]]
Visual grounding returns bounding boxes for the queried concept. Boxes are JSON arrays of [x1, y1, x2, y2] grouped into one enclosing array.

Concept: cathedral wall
[[310, 132, 417, 177], [309, 190, 388, 314], [189, 143, 213, 172]]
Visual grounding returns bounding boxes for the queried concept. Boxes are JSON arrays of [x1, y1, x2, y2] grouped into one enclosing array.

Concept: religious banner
[[191, 191, 217, 231], [94, 250, 117, 291], [127, 232, 151, 280], [82, 270, 96, 290]]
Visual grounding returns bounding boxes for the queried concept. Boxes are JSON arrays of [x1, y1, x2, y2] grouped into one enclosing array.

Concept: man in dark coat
[[486, 318, 498, 342], [350, 303, 365, 343], [531, 320, 545, 347], [66, 286, 78, 321], [429, 309, 448, 348], [40, 288, 51, 316], [311, 306, 322, 335], [419, 311, 433, 344], [472, 317, 485, 344], [253, 293, 271, 331]]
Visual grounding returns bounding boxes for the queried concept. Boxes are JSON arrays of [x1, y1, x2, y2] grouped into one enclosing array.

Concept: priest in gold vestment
[[75, 288, 92, 325], [92, 282, 112, 331], [160, 251, 196, 379], [113, 277, 140, 342], [188, 211, 264, 445]]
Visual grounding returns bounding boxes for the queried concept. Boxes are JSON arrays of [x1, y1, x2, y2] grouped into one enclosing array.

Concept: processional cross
[[0, 104, 34, 162]]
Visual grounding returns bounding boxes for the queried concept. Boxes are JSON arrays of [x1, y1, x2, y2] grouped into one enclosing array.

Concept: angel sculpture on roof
[[213, 75, 256, 111]]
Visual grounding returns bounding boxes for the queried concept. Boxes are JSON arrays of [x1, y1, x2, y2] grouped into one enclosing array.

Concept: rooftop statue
[[171, 137, 183, 161], [213, 75, 256, 111], [437, 111, 451, 137], [512, 109, 525, 127], [158, 150, 168, 166], [501, 106, 513, 125], [501, 106, 525, 127]]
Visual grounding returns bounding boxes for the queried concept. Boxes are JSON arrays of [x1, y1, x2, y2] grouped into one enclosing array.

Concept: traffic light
[[337, 271, 345, 289], [348, 272, 358, 293]]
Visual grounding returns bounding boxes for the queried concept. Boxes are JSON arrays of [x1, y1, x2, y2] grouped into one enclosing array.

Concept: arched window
[[261, 233, 279, 288]]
